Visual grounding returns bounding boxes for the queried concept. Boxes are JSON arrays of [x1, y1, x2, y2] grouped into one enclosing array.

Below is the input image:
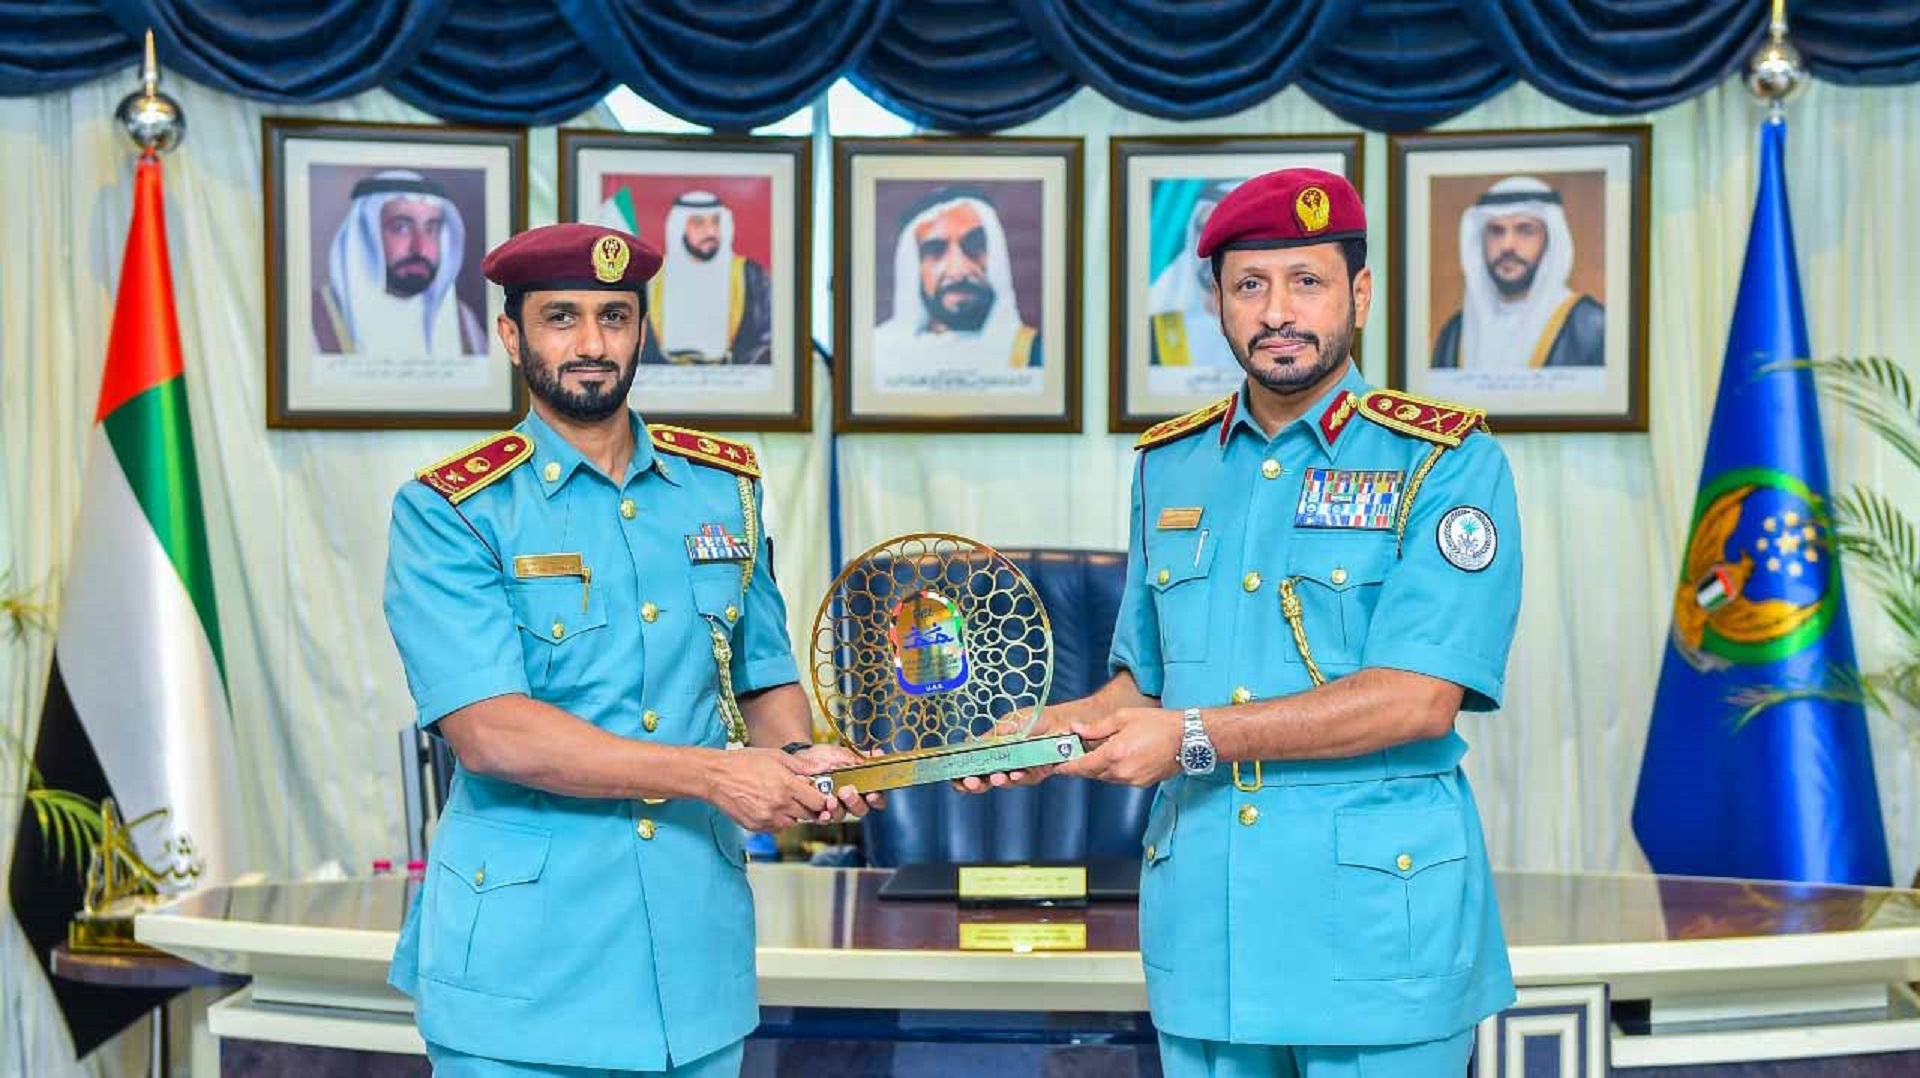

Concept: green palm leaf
[[1780, 356, 1920, 472], [25, 789, 102, 878], [1738, 356, 1920, 731]]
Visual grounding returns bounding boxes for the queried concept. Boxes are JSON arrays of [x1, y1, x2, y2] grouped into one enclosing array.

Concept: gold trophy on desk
[[805, 533, 1083, 795], [68, 798, 202, 954]]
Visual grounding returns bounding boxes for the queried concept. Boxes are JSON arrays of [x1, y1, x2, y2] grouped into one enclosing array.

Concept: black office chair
[[398, 727, 457, 864], [859, 548, 1154, 868]]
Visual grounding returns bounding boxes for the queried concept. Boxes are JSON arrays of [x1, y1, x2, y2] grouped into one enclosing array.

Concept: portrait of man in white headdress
[[1432, 175, 1604, 371], [871, 187, 1041, 387], [633, 190, 773, 366], [312, 169, 486, 356], [1147, 178, 1239, 371]]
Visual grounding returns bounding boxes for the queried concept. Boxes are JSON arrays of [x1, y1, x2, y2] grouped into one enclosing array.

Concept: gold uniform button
[[550, 621, 565, 640], [724, 604, 739, 623], [1156, 568, 1171, 585], [472, 869, 486, 886], [642, 710, 659, 733], [1261, 458, 1282, 480], [1230, 686, 1252, 704], [641, 602, 659, 623], [637, 819, 656, 841], [619, 499, 637, 520], [1145, 844, 1157, 861], [543, 461, 561, 483], [1238, 805, 1259, 827], [1242, 572, 1262, 593], [1330, 567, 1349, 586], [1396, 853, 1413, 873]]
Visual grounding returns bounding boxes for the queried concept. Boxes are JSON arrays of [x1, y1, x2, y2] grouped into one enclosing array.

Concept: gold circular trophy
[[805, 533, 1085, 795]]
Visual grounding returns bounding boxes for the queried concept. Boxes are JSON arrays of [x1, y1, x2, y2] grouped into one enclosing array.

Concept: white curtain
[[846, 77, 1920, 880], [3, 69, 1919, 1076]]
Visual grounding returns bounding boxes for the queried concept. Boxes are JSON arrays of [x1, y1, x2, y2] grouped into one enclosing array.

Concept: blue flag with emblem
[[1632, 118, 1890, 886]]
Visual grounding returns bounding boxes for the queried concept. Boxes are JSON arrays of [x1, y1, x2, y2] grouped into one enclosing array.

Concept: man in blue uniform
[[981, 169, 1522, 1075], [382, 222, 878, 1077]]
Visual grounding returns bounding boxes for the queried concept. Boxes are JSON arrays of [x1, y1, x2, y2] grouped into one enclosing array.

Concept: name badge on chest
[[1294, 468, 1404, 530], [685, 523, 753, 563]]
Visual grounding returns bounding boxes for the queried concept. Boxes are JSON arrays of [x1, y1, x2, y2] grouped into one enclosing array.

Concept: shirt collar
[[521, 409, 660, 497], [1218, 362, 1371, 459]]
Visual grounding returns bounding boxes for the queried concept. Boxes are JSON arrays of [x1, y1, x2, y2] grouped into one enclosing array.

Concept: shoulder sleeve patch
[[415, 431, 534, 504], [1134, 395, 1236, 451], [649, 424, 762, 479], [1356, 389, 1485, 448]]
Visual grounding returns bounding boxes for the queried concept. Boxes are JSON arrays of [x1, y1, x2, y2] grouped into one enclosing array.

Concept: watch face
[[1180, 741, 1216, 773]]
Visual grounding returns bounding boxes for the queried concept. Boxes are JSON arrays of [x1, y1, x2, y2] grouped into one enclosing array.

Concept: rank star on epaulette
[[649, 424, 761, 478], [416, 431, 534, 504], [1357, 389, 1484, 447], [1135, 395, 1236, 451]]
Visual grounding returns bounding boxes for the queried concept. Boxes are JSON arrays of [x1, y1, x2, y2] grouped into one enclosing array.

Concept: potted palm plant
[[2, 573, 103, 876], [1734, 357, 1920, 880]]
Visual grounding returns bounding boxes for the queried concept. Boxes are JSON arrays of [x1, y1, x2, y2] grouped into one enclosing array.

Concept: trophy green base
[[810, 732, 1084, 795]]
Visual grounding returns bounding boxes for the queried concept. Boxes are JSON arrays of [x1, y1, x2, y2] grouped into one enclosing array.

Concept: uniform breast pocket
[[422, 811, 551, 999], [1281, 539, 1393, 670], [507, 579, 609, 695], [689, 564, 746, 627], [1147, 533, 1216, 663], [1331, 807, 1471, 981]]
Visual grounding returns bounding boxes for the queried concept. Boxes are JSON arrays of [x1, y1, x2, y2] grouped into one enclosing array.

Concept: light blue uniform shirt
[[1110, 364, 1522, 1047], [381, 408, 797, 1071]]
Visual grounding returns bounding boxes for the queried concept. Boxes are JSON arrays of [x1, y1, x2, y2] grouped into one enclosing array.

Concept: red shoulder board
[[1134, 395, 1235, 452], [650, 424, 761, 479], [1356, 390, 1484, 448], [415, 432, 534, 504]]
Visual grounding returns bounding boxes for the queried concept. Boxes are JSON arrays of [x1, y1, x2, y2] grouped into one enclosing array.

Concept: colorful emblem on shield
[[890, 590, 969, 695]]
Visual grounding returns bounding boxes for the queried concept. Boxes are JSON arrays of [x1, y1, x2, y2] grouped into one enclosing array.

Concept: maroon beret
[[1196, 168, 1365, 259], [480, 222, 662, 295]]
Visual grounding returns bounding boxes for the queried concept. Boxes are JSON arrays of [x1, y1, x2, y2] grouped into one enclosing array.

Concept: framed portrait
[[1389, 125, 1651, 432], [263, 118, 527, 429], [559, 131, 812, 431], [834, 137, 1083, 433], [1110, 134, 1365, 432]]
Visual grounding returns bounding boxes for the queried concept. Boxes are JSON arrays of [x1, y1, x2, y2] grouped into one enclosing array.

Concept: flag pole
[[114, 28, 184, 157], [1747, 0, 1807, 122]]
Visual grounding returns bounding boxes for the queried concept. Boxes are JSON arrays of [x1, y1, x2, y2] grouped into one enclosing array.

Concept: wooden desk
[[50, 943, 244, 1078], [136, 867, 1920, 1077]]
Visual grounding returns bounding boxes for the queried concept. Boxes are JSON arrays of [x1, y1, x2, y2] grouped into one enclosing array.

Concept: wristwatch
[[780, 741, 812, 755], [1177, 707, 1216, 776]]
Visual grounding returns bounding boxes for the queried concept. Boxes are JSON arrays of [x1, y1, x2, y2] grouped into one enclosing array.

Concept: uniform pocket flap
[[434, 813, 552, 892], [1141, 793, 1176, 863], [1146, 534, 1216, 591], [690, 567, 745, 619], [1334, 809, 1465, 878], [1286, 540, 1393, 592], [508, 580, 608, 644]]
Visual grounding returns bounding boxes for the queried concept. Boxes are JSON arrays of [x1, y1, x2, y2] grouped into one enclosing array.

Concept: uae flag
[[8, 151, 245, 1057]]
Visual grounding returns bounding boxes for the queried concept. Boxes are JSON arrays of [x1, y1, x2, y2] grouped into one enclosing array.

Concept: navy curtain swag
[[3, 1, 1914, 130]]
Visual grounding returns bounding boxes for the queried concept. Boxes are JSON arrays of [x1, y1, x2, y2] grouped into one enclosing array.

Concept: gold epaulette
[[415, 431, 534, 504], [1356, 389, 1485, 448], [650, 424, 761, 478], [1134, 395, 1235, 451]]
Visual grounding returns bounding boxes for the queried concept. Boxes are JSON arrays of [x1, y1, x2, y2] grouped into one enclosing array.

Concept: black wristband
[[781, 741, 812, 755]]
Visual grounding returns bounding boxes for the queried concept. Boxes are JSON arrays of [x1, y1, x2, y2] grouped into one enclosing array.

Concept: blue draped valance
[[2, 1, 1914, 131]]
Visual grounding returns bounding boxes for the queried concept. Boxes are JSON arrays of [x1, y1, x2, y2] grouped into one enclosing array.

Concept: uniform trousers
[[1158, 1029, 1473, 1078], [426, 1040, 744, 1078]]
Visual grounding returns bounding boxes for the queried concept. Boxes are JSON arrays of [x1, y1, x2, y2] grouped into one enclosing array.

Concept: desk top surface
[[149, 866, 1920, 953]]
